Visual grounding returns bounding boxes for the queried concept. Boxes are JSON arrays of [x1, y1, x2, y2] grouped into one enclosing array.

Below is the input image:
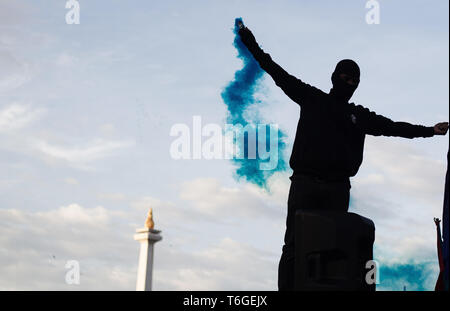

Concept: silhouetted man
[[238, 26, 449, 291]]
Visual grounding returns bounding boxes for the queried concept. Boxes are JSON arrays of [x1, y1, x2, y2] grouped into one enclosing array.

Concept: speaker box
[[294, 211, 375, 291]]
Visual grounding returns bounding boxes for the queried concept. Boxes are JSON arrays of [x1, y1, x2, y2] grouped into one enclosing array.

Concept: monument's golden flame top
[[145, 208, 154, 230]]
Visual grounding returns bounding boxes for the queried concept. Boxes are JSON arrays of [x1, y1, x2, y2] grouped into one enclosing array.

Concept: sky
[[0, 0, 448, 290]]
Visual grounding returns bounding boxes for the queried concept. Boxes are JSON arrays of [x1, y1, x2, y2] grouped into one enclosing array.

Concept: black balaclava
[[330, 59, 360, 102]]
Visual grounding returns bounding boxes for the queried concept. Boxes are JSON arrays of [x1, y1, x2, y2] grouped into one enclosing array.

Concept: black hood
[[330, 59, 360, 102]]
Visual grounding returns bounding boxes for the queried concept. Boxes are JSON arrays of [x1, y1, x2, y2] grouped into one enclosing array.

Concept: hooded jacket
[[241, 35, 435, 181]]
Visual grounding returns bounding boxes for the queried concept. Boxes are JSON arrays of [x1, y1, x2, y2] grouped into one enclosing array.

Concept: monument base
[[294, 211, 375, 291]]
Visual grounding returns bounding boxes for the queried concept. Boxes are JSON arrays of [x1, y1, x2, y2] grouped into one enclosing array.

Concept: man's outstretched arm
[[356, 106, 449, 138], [238, 27, 314, 105]]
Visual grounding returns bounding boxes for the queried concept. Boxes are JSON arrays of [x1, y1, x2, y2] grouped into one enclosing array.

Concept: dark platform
[[294, 211, 375, 291]]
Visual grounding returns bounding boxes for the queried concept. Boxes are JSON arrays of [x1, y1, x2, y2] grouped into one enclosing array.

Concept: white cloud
[[362, 137, 446, 205], [0, 201, 279, 290], [35, 204, 110, 227], [130, 195, 200, 230], [0, 103, 44, 132], [350, 136, 446, 229], [0, 204, 136, 290], [33, 138, 135, 169], [349, 137, 445, 280], [179, 176, 286, 221], [156, 237, 277, 290]]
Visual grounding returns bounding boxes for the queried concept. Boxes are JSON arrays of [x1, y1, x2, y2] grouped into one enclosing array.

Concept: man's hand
[[238, 27, 256, 46], [434, 122, 449, 135]]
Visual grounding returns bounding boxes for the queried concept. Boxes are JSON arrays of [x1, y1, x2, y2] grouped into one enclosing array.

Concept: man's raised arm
[[238, 27, 313, 105], [355, 105, 449, 138]]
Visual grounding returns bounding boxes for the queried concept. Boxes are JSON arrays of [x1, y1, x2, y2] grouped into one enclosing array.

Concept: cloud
[[131, 190, 283, 290], [32, 138, 135, 169], [0, 201, 279, 290], [361, 137, 446, 206], [0, 103, 44, 132], [130, 174, 289, 230], [179, 176, 287, 221], [351, 137, 446, 237], [350, 136, 446, 237], [0, 204, 136, 290], [35, 204, 110, 227], [348, 136, 445, 290], [129, 195, 205, 230], [156, 237, 277, 290]]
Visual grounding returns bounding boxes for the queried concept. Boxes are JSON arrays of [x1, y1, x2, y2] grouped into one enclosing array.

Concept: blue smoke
[[221, 18, 288, 189], [376, 261, 437, 291]]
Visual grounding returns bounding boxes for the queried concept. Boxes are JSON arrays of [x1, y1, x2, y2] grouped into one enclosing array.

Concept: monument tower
[[134, 208, 162, 291]]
